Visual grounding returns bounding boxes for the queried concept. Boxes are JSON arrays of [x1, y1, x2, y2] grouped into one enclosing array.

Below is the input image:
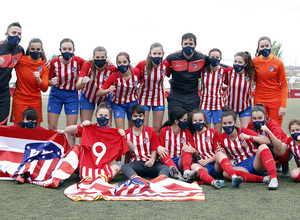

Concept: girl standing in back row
[[199, 48, 225, 134], [76, 46, 116, 123], [97, 52, 141, 130], [253, 36, 287, 127], [225, 51, 255, 128], [136, 42, 170, 134], [10, 38, 49, 125], [48, 38, 85, 147]]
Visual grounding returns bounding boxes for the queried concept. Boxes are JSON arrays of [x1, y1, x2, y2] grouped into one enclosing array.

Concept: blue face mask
[[97, 116, 109, 126], [95, 59, 106, 68], [61, 51, 73, 61], [260, 48, 271, 58], [118, 64, 129, 74], [23, 121, 37, 129], [7, 34, 21, 47], [209, 58, 220, 67], [193, 122, 205, 132], [291, 132, 300, 141], [223, 125, 235, 135], [132, 118, 144, 128], [151, 56, 162, 65], [182, 46, 195, 56], [30, 51, 42, 60], [178, 120, 188, 130], [253, 120, 265, 130], [233, 64, 244, 73]]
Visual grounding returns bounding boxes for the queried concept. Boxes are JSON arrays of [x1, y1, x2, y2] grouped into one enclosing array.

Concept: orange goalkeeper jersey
[[253, 54, 288, 107], [13, 55, 49, 102]]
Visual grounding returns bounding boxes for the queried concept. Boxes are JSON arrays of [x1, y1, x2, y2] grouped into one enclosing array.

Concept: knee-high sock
[[260, 148, 277, 179], [276, 150, 290, 169], [181, 150, 192, 172], [220, 158, 236, 178], [235, 170, 264, 183], [296, 173, 300, 182], [161, 155, 177, 168], [198, 168, 215, 185]]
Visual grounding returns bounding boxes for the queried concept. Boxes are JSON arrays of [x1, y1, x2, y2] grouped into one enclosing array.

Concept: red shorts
[[10, 100, 43, 124]]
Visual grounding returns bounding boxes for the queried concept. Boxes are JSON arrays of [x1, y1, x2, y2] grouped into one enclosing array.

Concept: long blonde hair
[[145, 42, 163, 75]]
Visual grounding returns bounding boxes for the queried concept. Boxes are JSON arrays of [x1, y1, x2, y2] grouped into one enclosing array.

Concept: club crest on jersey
[[193, 63, 198, 69], [166, 139, 171, 142], [218, 73, 223, 79], [205, 136, 210, 143], [104, 75, 109, 80], [13, 58, 18, 65], [72, 67, 77, 73], [180, 137, 186, 144], [38, 66, 43, 72], [269, 66, 274, 72], [143, 138, 149, 144], [133, 81, 137, 86], [160, 70, 165, 75], [245, 75, 249, 81], [240, 139, 245, 146]]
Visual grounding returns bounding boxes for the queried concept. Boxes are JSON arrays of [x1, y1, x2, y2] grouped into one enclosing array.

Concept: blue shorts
[[48, 86, 79, 115], [237, 105, 252, 118], [80, 92, 112, 110], [142, 105, 165, 112], [203, 110, 222, 124], [172, 157, 183, 173], [112, 100, 138, 120], [236, 156, 265, 175], [205, 162, 223, 178]]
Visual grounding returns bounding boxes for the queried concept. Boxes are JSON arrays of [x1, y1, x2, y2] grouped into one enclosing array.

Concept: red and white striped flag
[[64, 175, 205, 201], [0, 126, 70, 181]]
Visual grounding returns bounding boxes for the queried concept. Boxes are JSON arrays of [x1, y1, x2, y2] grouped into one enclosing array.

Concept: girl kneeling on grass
[[247, 103, 291, 178], [188, 109, 225, 189], [215, 106, 279, 190], [12, 108, 64, 183], [157, 107, 198, 182], [64, 103, 124, 182], [286, 119, 300, 182]]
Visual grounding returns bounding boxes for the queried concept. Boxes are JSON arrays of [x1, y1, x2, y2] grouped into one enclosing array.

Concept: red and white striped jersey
[[219, 127, 259, 165], [224, 67, 252, 113], [101, 68, 141, 104], [200, 67, 226, 110], [136, 60, 170, 106], [158, 126, 196, 158], [79, 62, 117, 103], [193, 128, 219, 160], [125, 125, 158, 162], [247, 120, 288, 144], [287, 137, 300, 164], [49, 55, 85, 90]]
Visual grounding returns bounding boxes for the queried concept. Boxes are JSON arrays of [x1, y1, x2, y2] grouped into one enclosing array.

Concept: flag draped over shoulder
[[64, 175, 205, 201], [0, 126, 70, 181], [30, 125, 127, 188]]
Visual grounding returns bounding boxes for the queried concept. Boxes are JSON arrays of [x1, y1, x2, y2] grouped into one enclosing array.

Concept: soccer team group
[[1, 22, 300, 190]]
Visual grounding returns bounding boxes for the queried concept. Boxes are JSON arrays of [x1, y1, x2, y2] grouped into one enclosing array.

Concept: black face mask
[[95, 59, 106, 68], [22, 121, 37, 129]]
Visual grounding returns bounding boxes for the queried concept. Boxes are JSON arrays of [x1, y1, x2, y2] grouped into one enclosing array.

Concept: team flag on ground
[[64, 175, 205, 201], [0, 126, 70, 181]]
